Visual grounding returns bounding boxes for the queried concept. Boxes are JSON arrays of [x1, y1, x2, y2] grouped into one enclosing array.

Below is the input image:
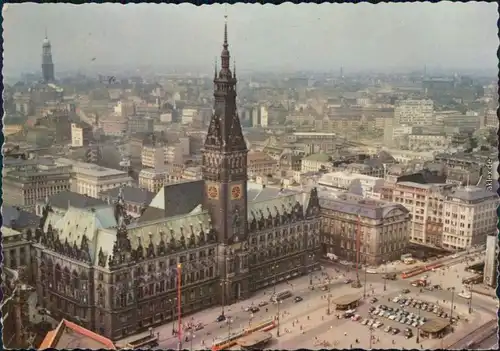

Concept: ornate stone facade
[[31, 22, 321, 341]]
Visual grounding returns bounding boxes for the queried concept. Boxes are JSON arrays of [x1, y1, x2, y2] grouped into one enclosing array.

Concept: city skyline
[[2, 2, 498, 76]]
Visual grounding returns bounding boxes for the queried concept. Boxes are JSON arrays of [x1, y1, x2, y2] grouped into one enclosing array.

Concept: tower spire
[[220, 14, 230, 70], [214, 56, 218, 79], [224, 15, 228, 48], [44, 27, 48, 39]]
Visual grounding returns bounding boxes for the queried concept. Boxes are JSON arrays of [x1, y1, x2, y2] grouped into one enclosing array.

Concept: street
[[118, 249, 496, 350]]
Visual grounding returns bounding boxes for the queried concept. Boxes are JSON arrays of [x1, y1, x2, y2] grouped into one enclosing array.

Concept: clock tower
[[202, 18, 248, 245]]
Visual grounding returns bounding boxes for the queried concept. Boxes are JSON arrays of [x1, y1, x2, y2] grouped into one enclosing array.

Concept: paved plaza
[[116, 249, 495, 350]]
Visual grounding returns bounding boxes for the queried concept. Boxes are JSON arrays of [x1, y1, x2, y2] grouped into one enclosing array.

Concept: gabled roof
[[43, 205, 118, 266], [39, 319, 116, 350], [40, 191, 107, 210], [142, 180, 204, 221], [100, 186, 155, 205]]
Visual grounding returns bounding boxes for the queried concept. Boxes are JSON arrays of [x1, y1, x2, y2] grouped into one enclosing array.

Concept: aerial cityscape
[[1, 2, 498, 350]]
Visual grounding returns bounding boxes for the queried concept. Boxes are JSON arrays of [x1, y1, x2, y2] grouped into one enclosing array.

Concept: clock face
[[207, 185, 219, 199], [231, 185, 242, 200]]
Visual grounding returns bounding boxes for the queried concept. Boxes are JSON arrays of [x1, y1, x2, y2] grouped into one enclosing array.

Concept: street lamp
[[169, 298, 177, 335], [449, 287, 455, 323], [468, 285, 473, 314], [227, 318, 233, 339], [270, 264, 279, 295], [363, 257, 368, 298], [383, 261, 387, 292], [220, 281, 229, 317], [368, 326, 374, 349], [416, 304, 421, 343], [327, 293, 332, 315], [190, 332, 195, 351], [276, 300, 283, 337], [308, 253, 315, 286]]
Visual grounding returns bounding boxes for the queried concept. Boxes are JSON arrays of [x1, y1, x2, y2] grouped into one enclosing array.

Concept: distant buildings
[[301, 152, 332, 173], [247, 150, 277, 178], [71, 122, 93, 147], [2, 163, 71, 210], [54, 158, 133, 198], [394, 99, 434, 127], [318, 171, 385, 199], [41, 34, 55, 83]]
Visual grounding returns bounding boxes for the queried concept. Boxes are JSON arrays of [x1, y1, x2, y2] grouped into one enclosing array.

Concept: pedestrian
[[350, 344, 352, 349], [322, 316, 324, 321], [344, 332, 347, 336]]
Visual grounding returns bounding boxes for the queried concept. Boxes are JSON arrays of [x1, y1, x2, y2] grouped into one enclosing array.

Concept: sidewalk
[[470, 285, 497, 298]]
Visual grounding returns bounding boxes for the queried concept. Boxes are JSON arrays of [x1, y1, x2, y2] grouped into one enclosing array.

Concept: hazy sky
[[2, 2, 498, 75]]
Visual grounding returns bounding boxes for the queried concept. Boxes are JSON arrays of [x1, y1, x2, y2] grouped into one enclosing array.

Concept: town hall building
[[32, 21, 321, 340]]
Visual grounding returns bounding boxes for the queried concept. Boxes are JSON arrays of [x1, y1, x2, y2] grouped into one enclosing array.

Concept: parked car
[[404, 328, 413, 339], [368, 306, 376, 313], [216, 315, 227, 322], [378, 311, 385, 317], [367, 319, 375, 327], [384, 312, 391, 318], [370, 297, 378, 303], [351, 314, 362, 321], [391, 328, 400, 335], [412, 321, 418, 328], [384, 326, 392, 333], [194, 323, 204, 331], [258, 301, 268, 307], [250, 306, 260, 313], [389, 315, 397, 320], [344, 279, 353, 284], [361, 319, 369, 325], [401, 288, 410, 294], [294, 296, 303, 303]]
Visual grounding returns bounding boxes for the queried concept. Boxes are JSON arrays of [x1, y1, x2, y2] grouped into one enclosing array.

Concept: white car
[[367, 319, 375, 327], [389, 315, 397, 320], [392, 297, 400, 303], [458, 292, 472, 299]]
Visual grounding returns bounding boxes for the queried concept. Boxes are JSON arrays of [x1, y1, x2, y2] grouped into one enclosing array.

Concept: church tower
[[41, 31, 55, 83], [202, 18, 248, 245]]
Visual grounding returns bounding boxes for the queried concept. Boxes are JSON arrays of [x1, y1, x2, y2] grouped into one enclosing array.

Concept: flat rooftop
[[237, 331, 272, 347]]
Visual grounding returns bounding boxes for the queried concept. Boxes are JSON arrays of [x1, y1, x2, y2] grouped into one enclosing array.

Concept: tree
[[473, 127, 497, 148]]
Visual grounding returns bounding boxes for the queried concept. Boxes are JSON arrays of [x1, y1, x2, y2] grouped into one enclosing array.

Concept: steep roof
[[141, 180, 204, 222], [247, 187, 312, 220], [100, 186, 155, 205], [43, 205, 118, 267], [39, 319, 116, 350], [1, 205, 41, 229], [41, 191, 107, 210]]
